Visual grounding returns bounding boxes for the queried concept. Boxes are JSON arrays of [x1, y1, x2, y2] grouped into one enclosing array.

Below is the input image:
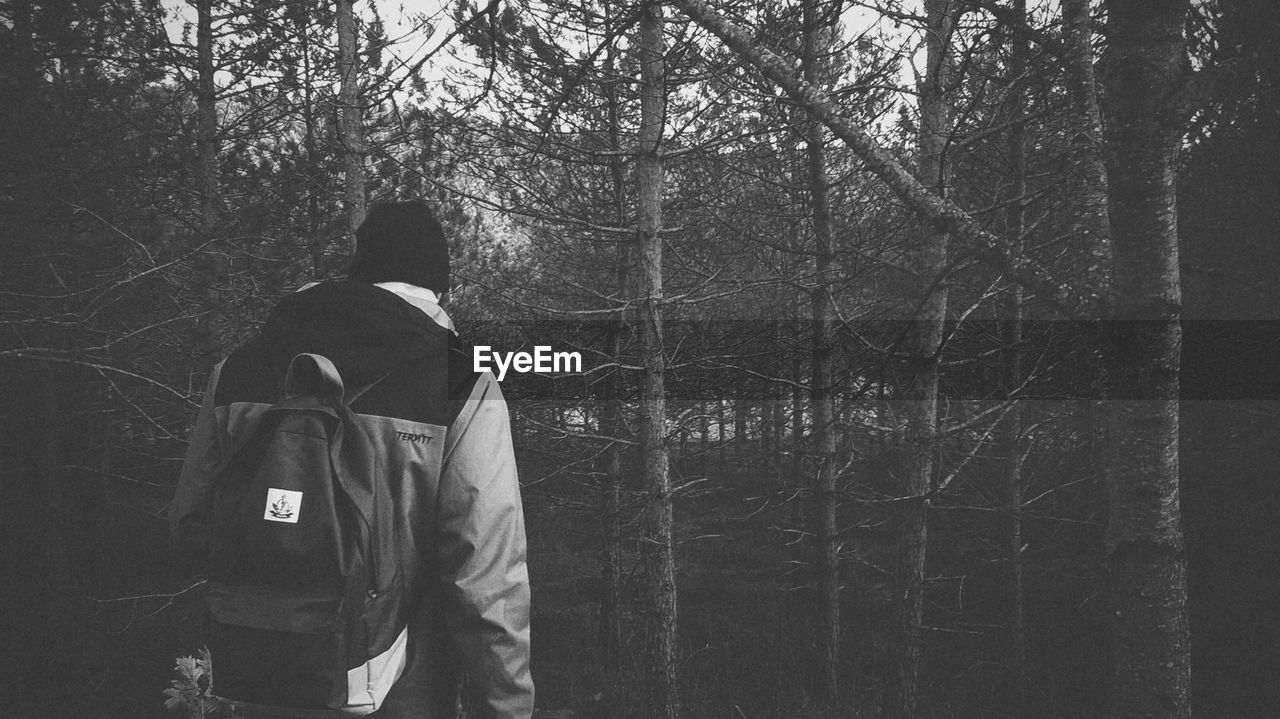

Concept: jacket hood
[[259, 281, 446, 391]]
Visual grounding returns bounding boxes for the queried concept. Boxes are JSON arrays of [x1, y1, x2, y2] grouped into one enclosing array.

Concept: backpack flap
[[283, 354, 379, 535]]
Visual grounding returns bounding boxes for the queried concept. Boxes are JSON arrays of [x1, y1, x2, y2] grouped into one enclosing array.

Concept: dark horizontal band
[[454, 320, 1280, 401]]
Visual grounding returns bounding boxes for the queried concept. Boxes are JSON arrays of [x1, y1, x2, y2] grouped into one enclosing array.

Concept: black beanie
[[348, 201, 450, 294]]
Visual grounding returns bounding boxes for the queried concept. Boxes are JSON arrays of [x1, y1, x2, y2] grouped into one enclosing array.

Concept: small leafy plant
[[163, 648, 236, 718]]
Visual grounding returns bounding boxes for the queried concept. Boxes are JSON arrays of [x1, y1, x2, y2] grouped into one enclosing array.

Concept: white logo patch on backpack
[[264, 488, 302, 523]]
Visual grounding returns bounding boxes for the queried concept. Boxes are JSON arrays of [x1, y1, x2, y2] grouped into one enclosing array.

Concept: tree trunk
[[1099, 1, 1192, 716], [762, 399, 774, 458], [299, 9, 325, 276], [887, 2, 953, 716], [1000, 0, 1029, 706], [636, 4, 678, 718], [789, 338, 807, 593], [336, 0, 367, 246], [734, 399, 748, 449], [772, 398, 786, 483], [700, 403, 709, 474], [1062, 0, 1112, 306], [802, 0, 841, 705], [39, 361, 82, 713], [195, 0, 218, 237], [718, 399, 726, 461], [193, 0, 224, 361], [599, 385, 624, 684], [599, 17, 628, 688]]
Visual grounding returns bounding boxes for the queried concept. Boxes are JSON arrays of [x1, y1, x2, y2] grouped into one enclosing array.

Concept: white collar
[[373, 281, 439, 305], [374, 282, 455, 333], [294, 281, 455, 333]]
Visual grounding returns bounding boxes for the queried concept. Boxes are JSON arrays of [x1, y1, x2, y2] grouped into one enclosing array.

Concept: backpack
[[203, 353, 409, 717]]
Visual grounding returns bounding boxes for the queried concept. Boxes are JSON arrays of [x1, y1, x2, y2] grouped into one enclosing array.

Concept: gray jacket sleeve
[[170, 362, 226, 563], [436, 373, 534, 719]]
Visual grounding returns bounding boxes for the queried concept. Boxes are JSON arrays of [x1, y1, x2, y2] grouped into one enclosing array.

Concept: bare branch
[[669, 0, 1089, 318]]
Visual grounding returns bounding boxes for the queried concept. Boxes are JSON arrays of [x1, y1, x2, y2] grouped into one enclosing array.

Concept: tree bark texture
[[193, 0, 225, 361], [637, 4, 678, 718], [801, 0, 841, 706], [771, 398, 786, 482], [599, 332, 624, 679], [1099, 1, 1192, 716], [718, 399, 726, 461], [734, 399, 748, 447], [599, 26, 628, 679], [1000, 0, 1029, 702], [195, 0, 218, 238], [788, 340, 807, 593], [337, 0, 367, 246], [1062, 0, 1113, 307], [299, 10, 325, 276], [886, 2, 953, 716]]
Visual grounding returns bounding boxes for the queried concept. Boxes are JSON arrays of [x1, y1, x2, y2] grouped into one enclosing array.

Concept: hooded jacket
[[170, 281, 534, 719]]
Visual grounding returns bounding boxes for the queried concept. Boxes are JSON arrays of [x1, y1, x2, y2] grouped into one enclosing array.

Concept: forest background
[[2, 0, 1279, 717]]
